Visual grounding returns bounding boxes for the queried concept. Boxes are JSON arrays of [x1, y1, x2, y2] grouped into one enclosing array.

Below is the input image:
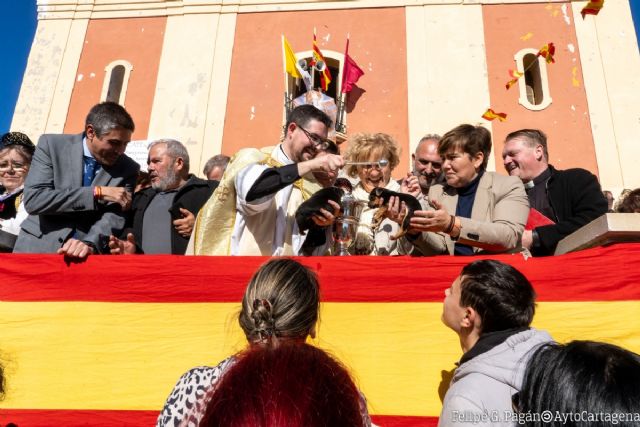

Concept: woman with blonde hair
[[344, 133, 417, 255], [157, 258, 370, 426]]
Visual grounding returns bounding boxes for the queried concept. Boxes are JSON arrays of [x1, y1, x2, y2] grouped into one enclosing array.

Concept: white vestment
[[231, 145, 328, 256]]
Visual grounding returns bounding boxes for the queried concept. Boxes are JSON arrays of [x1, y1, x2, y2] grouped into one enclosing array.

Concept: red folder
[[525, 208, 555, 230]]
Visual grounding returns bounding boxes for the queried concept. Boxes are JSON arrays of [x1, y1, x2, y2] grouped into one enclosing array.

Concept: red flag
[[313, 31, 332, 91], [581, 0, 604, 18], [537, 42, 556, 64], [341, 38, 364, 94], [482, 108, 507, 122]]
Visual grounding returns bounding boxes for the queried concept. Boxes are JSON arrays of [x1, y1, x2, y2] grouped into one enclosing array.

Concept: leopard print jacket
[[156, 356, 236, 427]]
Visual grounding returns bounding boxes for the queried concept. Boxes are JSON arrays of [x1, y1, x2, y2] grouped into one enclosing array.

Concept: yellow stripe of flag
[[0, 301, 638, 415]]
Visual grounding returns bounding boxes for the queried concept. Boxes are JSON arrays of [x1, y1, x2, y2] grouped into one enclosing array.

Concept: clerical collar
[[527, 167, 552, 189]]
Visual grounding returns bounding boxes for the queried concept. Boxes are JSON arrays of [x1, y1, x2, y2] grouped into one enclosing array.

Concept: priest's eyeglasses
[[298, 125, 332, 151]]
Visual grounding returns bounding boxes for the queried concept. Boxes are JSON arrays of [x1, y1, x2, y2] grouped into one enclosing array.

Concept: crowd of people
[[0, 99, 638, 424], [2, 101, 634, 258]]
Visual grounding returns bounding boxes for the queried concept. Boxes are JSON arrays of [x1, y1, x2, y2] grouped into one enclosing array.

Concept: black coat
[[0, 189, 22, 220], [128, 176, 218, 254], [533, 165, 607, 256]]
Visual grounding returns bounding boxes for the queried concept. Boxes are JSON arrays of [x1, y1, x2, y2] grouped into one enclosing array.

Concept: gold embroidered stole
[[191, 147, 321, 255]]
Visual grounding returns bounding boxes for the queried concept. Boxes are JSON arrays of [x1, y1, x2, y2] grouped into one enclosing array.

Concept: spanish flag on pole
[[282, 35, 301, 79], [313, 29, 332, 91]]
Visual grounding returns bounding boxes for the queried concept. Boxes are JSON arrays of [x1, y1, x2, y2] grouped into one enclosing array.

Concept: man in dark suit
[[14, 102, 140, 260], [502, 129, 607, 256]]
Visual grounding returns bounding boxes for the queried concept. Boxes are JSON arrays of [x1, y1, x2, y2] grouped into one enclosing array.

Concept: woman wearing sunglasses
[[0, 132, 35, 248]]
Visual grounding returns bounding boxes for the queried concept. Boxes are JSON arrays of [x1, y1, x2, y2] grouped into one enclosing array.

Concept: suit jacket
[[532, 166, 607, 256], [13, 133, 139, 254], [406, 171, 529, 255]]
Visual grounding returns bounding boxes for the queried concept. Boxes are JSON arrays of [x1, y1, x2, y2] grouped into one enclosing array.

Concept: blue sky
[[1, 1, 638, 133]]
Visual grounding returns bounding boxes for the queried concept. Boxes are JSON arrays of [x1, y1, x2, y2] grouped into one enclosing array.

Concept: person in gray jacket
[[439, 259, 552, 427], [13, 102, 139, 260]]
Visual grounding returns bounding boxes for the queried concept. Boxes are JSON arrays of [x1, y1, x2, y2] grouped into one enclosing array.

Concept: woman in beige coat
[[395, 124, 529, 256]]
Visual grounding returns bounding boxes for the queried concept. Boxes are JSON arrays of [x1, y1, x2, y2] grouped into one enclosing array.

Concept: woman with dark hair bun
[[157, 258, 370, 427], [515, 340, 640, 426]]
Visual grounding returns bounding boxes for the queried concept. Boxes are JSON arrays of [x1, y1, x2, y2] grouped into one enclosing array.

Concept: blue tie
[[83, 156, 99, 186]]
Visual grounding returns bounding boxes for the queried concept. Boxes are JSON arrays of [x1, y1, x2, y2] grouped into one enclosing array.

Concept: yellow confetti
[[572, 66, 580, 87], [520, 32, 534, 41]]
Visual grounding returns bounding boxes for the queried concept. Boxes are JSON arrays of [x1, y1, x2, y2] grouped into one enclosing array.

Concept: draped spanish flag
[[1, 244, 639, 426]]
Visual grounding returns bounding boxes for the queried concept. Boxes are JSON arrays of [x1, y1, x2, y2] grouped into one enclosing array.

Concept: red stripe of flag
[[1, 244, 640, 303], [0, 409, 438, 427]]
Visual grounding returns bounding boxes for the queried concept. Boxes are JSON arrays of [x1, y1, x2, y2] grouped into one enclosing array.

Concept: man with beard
[[13, 102, 139, 260], [190, 105, 343, 256], [109, 139, 217, 254], [412, 134, 444, 198], [502, 129, 607, 256]]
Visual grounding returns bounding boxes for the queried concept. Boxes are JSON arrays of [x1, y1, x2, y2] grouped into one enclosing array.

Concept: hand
[[298, 154, 344, 176], [408, 199, 451, 233], [173, 207, 195, 237], [100, 186, 132, 210], [108, 233, 136, 255], [521, 229, 533, 250], [57, 238, 94, 260], [384, 196, 408, 225], [400, 173, 421, 197], [312, 200, 340, 228]]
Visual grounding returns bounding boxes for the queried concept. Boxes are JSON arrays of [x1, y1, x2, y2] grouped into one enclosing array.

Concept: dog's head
[[368, 187, 386, 209]]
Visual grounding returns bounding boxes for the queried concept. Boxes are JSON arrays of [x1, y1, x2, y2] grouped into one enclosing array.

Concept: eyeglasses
[[0, 161, 28, 172], [297, 125, 332, 151], [362, 160, 389, 170]]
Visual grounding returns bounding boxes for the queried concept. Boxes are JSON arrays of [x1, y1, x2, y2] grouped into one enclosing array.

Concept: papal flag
[[282, 35, 301, 79]]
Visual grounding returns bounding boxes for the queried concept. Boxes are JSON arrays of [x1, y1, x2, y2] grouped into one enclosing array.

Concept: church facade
[[12, 0, 640, 193]]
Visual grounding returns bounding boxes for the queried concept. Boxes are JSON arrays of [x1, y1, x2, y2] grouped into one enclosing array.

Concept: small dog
[[295, 178, 353, 234], [368, 188, 421, 240]]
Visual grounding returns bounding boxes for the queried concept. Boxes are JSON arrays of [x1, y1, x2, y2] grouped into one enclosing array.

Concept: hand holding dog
[[409, 199, 451, 233], [311, 200, 340, 228], [385, 196, 408, 225]]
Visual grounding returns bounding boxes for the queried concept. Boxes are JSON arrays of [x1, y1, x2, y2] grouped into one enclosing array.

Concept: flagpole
[[311, 28, 317, 90], [338, 35, 350, 132]]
